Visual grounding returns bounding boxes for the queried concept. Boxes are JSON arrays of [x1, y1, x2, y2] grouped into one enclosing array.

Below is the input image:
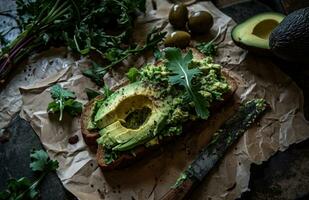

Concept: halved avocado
[[94, 82, 171, 152], [231, 12, 285, 53]]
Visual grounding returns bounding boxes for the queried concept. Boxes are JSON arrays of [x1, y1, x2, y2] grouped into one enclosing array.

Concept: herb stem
[[15, 172, 47, 200]]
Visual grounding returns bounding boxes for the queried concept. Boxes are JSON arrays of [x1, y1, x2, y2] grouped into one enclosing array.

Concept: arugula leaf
[[0, 150, 59, 200], [164, 48, 209, 119], [126, 67, 140, 83], [47, 84, 82, 121], [82, 62, 106, 86]]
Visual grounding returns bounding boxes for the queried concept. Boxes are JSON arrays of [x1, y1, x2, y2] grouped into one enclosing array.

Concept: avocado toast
[[81, 48, 237, 170]]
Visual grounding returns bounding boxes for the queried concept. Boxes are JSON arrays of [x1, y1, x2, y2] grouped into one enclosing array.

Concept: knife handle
[[160, 178, 197, 200]]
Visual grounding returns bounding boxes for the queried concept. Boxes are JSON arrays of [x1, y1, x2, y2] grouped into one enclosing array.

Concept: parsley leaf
[[47, 84, 82, 121], [0, 150, 59, 200], [164, 48, 209, 119], [126, 67, 140, 83], [30, 150, 59, 172]]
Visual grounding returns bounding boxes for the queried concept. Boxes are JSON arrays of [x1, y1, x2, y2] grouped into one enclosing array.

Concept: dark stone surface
[[0, 115, 76, 200], [1, 1, 309, 200]]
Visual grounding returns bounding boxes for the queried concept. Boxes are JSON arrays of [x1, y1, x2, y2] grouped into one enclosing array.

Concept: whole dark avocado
[[168, 4, 188, 29], [269, 7, 309, 63], [188, 11, 213, 34]]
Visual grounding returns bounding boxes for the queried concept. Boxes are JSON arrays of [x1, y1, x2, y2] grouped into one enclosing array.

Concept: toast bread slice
[[81, 49, 238, 170]]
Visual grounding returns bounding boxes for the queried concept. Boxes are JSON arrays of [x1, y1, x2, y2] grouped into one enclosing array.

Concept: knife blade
[[160, 99, 268, 200]]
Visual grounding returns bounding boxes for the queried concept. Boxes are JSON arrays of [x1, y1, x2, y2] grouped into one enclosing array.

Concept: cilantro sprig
[[164, 48, 209, 119], [0, 150, 59, 200], [47, 84, 82, 121]]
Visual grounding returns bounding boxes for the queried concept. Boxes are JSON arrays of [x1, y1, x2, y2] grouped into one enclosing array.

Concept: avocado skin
[[269, 7, 309, 63]]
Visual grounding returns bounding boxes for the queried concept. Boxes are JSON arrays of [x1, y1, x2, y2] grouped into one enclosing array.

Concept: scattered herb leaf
[[196, 42, 216, 56], [196, 27, 221, 57], [47, 84, 82, 121], [164, 47, 209, 119], [0, 150, 59, 200], [82, 62, 106, 86], [126, 67, 140, 83], [30, 150, 58, 172]]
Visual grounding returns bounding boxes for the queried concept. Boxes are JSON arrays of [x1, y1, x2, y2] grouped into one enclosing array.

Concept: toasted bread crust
[[81, 49, 238, 170], [81, 96, 103, 147]]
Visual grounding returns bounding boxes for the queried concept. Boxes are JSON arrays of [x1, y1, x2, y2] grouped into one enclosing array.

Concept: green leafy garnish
[[0, 150, 59, 200], [1, 0, 165, 83], [196, 42, 216, 56], [47, 84, 82, 121], [196, 27, 221, 57], [126, 67, 140, 83], [82, 62, 106, 86], [101, 26, 167, 71], [103, 85, 113, 98], [164, 48, 209, 119], [30, 150, 59, 172]]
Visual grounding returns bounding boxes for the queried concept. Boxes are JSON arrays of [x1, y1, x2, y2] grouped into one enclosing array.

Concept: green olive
[[168, 4, 188, 29], [164, 31, 191, 48], [188, 11, 214, 34]]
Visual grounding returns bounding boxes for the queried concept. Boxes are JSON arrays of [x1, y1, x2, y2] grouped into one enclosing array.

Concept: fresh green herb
[[0, 150, 59, 200], [82, 62, 106, 86], [196, 27, 221, 57], [101, 26, 167, 71], [0, 0, 71, 81], [1, 0, 166, 84], [103, 85, 113, 98], [85, 88, 101, 100], [164, 47, 209, 119], [47, 84, 82, 121], [154, 48, 163, 61], [126, 67, 140, 83]]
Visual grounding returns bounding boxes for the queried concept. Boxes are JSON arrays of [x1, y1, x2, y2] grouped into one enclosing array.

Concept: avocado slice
[[269, 7, 309, 63], [94, 82, 171, 151], [231, 12, 285, 53]]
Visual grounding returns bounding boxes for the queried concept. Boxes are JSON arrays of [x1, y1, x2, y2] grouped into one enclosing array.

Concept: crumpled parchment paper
[[2, 0, 308, 199]]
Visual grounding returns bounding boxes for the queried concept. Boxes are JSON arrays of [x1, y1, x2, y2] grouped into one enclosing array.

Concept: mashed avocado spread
[[88, 55, 229, 164]]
